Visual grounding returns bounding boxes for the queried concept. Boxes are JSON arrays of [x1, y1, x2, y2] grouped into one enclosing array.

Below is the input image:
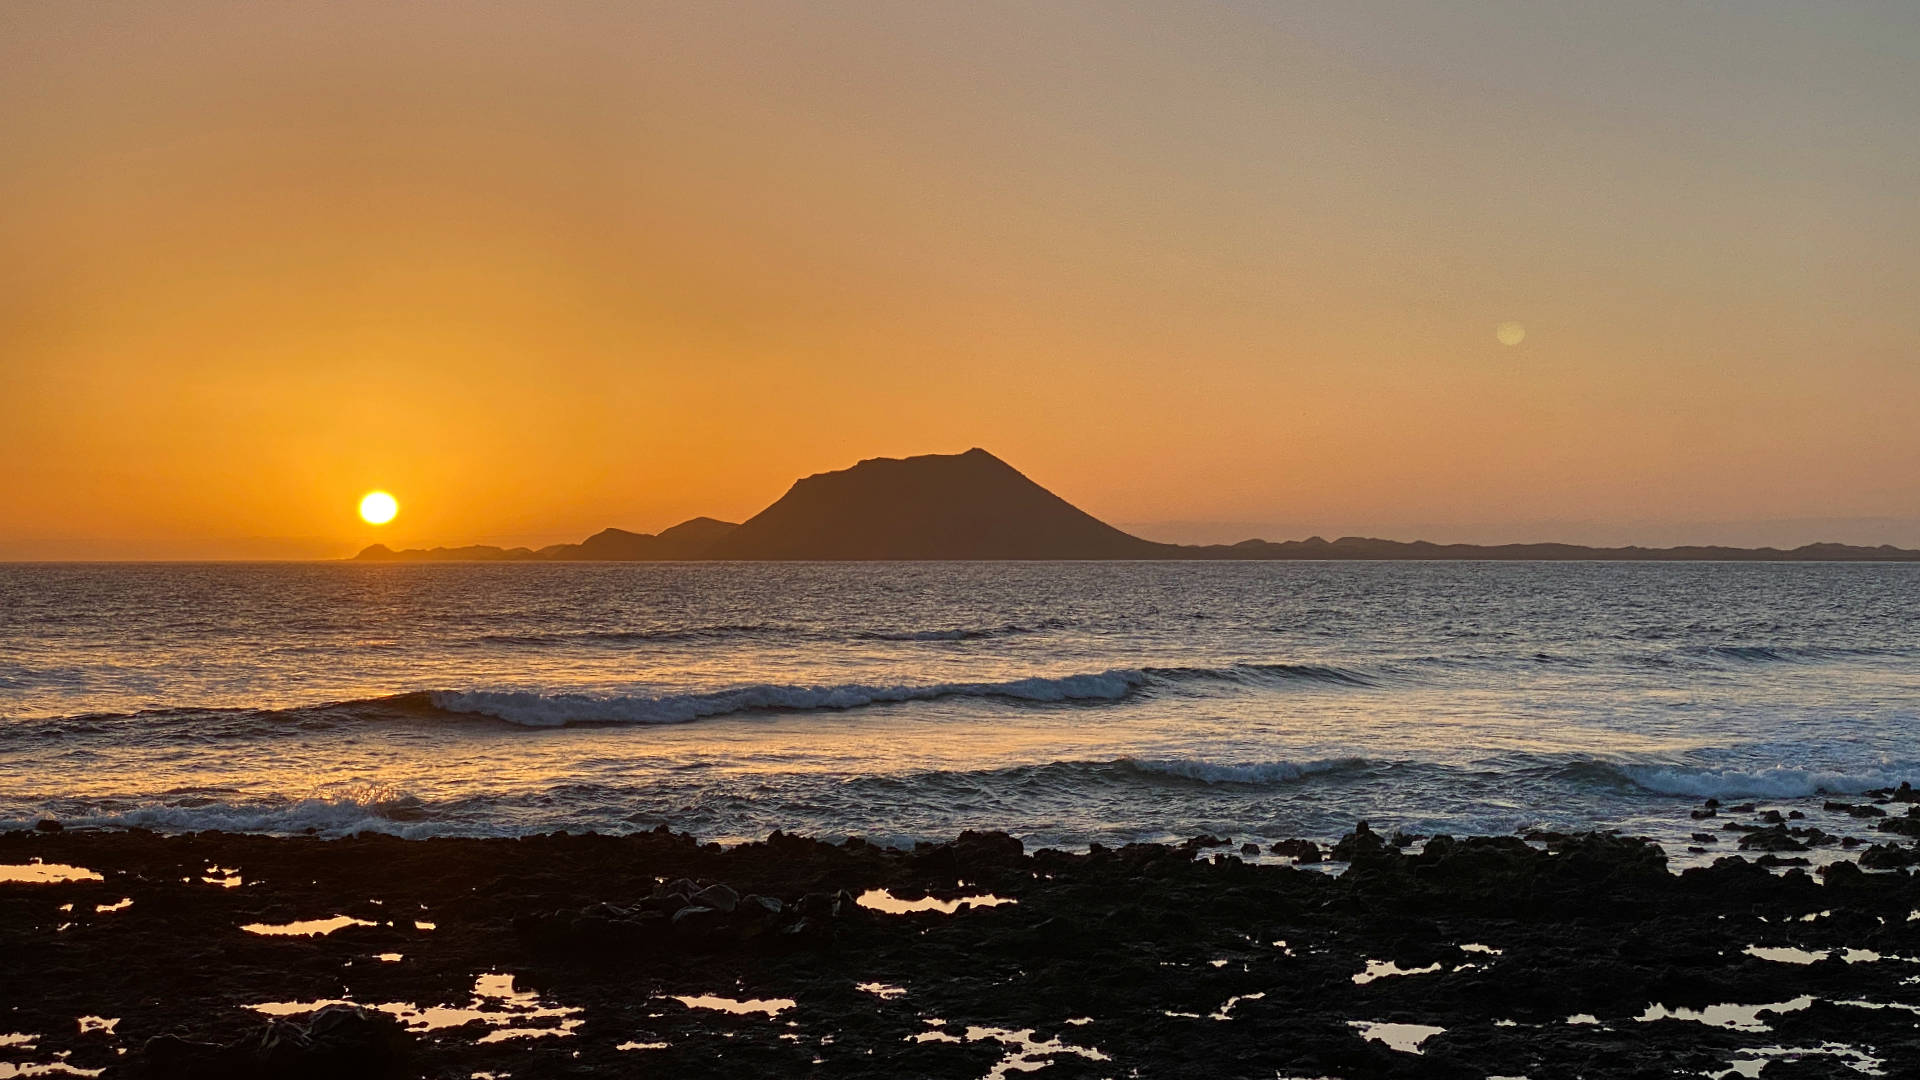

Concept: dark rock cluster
[[2, 807, 1917, 1079]]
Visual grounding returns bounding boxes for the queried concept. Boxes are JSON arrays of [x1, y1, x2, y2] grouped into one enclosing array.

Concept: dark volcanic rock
[[3, 826, 1918, 1080]]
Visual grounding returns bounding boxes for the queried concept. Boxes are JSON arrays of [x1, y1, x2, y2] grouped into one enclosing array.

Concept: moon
[[358, 491, 399, 525], [1496, 321, 1526, 346]]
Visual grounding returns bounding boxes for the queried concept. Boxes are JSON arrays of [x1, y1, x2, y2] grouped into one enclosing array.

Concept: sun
[[358, 491, 399, 525], [1495, 321, 1526, 346]]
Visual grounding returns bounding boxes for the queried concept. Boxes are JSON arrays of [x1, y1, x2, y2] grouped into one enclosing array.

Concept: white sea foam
[[429, 670, 1150, 728], [41, 793, 451, 840], [1125, 756, 1369, 785], [1616, 764, 1907, 800]]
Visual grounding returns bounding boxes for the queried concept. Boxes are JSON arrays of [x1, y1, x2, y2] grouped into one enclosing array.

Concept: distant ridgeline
[[355, 448, 1920, 562]]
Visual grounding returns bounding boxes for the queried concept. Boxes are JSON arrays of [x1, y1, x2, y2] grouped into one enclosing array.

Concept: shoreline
[[5, 807, 1919, 1078]]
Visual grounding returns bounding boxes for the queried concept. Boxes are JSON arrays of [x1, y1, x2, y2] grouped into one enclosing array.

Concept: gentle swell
[[6, 659, 1380, 734], [855, 623, 1055, 642], [1142, 663, 1376, 687], [1122, 756, 1373, 785], [426, 670, 1151, 728], [477, 624, 789, 646]]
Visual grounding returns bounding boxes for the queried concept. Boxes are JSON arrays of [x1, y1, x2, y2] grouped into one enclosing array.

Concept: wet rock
[[692, 883, 739, 913], [1893, 781, 1917, 803], [1737, 826, 1808, 852], [1690, 808, 1717, 820], [1269, 838, 1322, 863], [671, 903, 719, 926], [1857, 843, 1920, 869], [133, 1004, 412, 1079], [1846, 804, 1886, 818], [1760, 810, 1785, 825], [638, 893, 687, 916], [32, 818, 62, 832], [1240, 843, 1261, 857], [1817, 859, 1864, 884], [1689, 833, 1718, 844], [1875, 817, 1920, 838], [1330, 821, 1389, 862]]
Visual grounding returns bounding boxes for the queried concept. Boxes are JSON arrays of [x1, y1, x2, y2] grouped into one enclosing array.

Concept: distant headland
[[355, 448, 1920, 562]]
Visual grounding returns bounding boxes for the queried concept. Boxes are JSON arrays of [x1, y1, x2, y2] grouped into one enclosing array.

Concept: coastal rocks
[[6, 824, 1920, 1079], [1268, 839, 1322, 862], [514, 876, 835, 955], [1876, 813, 1920, 838], [1857, 843, 1920, 869], [132, 1004, 412, 1079], [1330, 821, 1388, 862], [1738, 826, 1810, 853]]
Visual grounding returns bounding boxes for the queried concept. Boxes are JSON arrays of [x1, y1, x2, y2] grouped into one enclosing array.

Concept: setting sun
[[358, 491, 399, 525]]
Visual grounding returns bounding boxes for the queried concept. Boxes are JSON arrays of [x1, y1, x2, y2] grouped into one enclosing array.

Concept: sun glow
[[359, 491, 399, 525]]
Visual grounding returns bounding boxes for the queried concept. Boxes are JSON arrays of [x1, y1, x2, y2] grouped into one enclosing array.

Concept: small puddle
[[0, 1055, 80, 1077], [670, 994, 794, 1017], [1744, 946, 1882, 965], [0, 1037, 106, 1080], [93, 899, 131, 914], [855, 889, 1015, 915], [75, 1018, 116, 1036], [910, 1022, 1108, 1079], [1210, 993, 1264, 1020], [617, 1041, 670, 1051], [242, 915, 376, 937], [201, 867, 243, 889], [1636, 996, 1814, 1032], [1349, 1021, 1445, 1054], [856, 983, 906, 999], [1709, 1042, 1885, 1079], [1353, 960, 1443, 985], [251, 973, 581, 1042], [376, 953, 403, 963], [0, 862, 103, 885]]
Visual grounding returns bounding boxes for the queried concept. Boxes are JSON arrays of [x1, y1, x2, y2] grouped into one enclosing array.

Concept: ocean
[[2, 561, 1916, 863]]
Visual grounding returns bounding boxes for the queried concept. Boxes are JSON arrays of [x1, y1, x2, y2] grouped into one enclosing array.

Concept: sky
[[3, 2, 1917, 558]]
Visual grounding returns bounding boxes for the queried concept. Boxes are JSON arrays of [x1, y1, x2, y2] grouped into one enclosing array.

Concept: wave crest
[[1123, 756, 1372, 785], [1610, 763, 1907, 799], [428, 670, 1150, 728]]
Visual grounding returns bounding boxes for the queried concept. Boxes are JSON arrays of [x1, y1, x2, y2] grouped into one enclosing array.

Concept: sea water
[[2, 562, 1916, 859]]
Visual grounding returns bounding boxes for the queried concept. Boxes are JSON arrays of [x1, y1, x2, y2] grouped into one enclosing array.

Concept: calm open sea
[[2, 562, 1916, 861]]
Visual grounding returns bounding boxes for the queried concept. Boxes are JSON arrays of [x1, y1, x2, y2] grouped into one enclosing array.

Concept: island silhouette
[[356, 448, 1920, 562]]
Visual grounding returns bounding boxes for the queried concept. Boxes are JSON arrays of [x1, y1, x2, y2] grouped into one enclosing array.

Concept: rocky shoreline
[[5, 795, 1920, 1078]]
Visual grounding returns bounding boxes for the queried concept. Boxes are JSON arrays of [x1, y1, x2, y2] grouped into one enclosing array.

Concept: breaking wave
[[1605, 763, 1910, 799]]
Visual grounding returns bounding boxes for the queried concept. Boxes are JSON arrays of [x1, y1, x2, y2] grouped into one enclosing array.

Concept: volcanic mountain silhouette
[[706, 448, 1161, 559], [355, 448, 1920, 562]]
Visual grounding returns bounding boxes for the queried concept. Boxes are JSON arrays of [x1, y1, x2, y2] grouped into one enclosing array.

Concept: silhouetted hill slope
[[705, 449, 1169, 560], [353, 543, 537, 562], [1186, 536, 1920, 561], [541, 518, 739, 561], [355, 519, 736, 562], [351, 449, 1920, 562]]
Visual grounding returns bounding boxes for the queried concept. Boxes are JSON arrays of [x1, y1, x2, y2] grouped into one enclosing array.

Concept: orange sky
[[4, 3, 1917, 558]]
